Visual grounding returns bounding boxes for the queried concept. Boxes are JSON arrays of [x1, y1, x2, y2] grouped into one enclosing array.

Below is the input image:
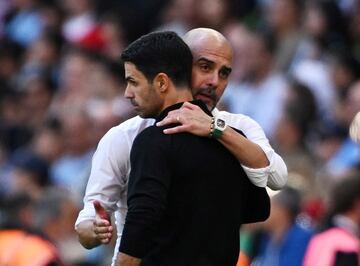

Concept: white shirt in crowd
[[222, 74, 288, 139], [75, 108, 288, 265]]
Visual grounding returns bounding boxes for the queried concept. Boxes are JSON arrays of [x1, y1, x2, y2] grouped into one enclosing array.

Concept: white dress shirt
[[75, 110, 288, 265]]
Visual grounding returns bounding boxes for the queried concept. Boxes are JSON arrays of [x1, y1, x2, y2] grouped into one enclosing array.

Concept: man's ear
[[154, 73, 169, 93]]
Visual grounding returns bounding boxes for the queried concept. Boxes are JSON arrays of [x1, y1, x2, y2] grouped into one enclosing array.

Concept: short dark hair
[[121, 31, 193, 88], [273, 186, 301, 221], [330, 174, 360, 215]]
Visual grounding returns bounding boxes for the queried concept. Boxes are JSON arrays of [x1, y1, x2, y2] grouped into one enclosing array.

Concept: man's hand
[[93, 200, 113, 244], [156, 102, 212, 136]]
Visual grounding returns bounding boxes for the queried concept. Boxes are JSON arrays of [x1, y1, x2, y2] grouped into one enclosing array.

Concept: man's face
[[190, 40, 232, 110], [124, 62, 163, 118]]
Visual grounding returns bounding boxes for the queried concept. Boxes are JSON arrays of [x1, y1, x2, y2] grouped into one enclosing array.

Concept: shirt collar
[[212, 107, 220, 116], [332, 214, 360, 237], [155, 100, 212, 123]]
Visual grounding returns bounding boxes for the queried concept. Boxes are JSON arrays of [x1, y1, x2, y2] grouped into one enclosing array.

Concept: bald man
[[75, 28, 287, 265], [158, 28, 284, 177]]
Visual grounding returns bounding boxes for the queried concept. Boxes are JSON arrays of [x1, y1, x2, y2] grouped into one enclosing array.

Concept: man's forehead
[[124, 62, 137, 73], [193, 46, 232, 67], [124, 62, 144, 79]]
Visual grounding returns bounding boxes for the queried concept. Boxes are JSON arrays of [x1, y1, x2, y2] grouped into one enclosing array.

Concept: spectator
[[5, 0, 44, 47], [156, 0, 196, 36], [222, 30, 288, 139], [324, 81, 360, 179], [31, 117, 64, 163], [8, 149, 50, 199], [252, 186, 313, 266], [0, 192, 63, 266], [61, 0, 102, 50], [51, 107, 95, 198], [303, 173, 360, 266], [273, 81, 318, 188], [265, 0, 304, 72], [31, 187, 90, 265]]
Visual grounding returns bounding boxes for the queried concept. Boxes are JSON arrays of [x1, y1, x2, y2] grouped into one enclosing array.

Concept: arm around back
[[156, 103, 288, 190], [221, 111, 288, 190], [75, 117, 154, 249]]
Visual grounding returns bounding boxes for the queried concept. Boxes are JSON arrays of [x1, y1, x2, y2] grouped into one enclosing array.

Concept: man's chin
[[202, 100, 216, 111], [201, 101, 215, 111], [195, 98, 215, 110], [138, 112, 148, 118], [133, 107, 144, 117]]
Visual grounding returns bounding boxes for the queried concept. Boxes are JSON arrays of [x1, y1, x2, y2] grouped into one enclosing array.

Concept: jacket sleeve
[[242, 183, 270, 223]]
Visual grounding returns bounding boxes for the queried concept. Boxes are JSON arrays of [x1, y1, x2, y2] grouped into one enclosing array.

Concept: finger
[[182, 102, 198, 110], [157, 116, 175, 126], [163, 110, 181, 120], [100, 237, 111, 244], [163, 125, 189, 134], [94, 219, 111, 227], [97, 232, 112, 241], [157, 111, 184, 126], [94, 225, 113, 234], [167, 109, 180, 116]]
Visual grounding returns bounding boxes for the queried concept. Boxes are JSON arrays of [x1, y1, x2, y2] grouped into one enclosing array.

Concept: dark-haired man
[[303, 174, 360, 266], [115, 31, 269, 266]]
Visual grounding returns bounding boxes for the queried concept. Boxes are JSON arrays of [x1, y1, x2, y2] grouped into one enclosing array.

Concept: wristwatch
[[211, 116, 227, 139]]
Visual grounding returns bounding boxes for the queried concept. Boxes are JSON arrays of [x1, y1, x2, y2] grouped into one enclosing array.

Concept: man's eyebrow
[[197, 57, 215, 65], [125, 76, 134, 82], [197, 57, 232, 73], [221, 66, 232, 75]]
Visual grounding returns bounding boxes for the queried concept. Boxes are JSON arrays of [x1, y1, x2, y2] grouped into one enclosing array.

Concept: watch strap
[[210, 116, 226, 139], [212, 127, 223, 139]]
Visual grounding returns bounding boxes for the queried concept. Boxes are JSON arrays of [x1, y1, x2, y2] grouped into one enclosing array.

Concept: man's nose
[[206, 73, 219, 88], [124, 86, 133, 99]]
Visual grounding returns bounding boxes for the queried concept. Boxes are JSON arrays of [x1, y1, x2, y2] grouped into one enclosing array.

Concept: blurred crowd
[[0, 0, 359, 265]]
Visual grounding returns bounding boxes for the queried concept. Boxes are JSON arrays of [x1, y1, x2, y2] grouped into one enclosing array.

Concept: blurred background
[[0, 0, 359, 265]]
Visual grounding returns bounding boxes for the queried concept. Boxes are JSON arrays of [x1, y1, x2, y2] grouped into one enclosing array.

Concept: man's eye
[[219, 71, 229, 79], [200, 64, 210, 71], [219, 69, 231, 79]]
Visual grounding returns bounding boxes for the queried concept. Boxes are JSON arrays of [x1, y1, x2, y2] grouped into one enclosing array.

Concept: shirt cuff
[[241, 149, 275, 187], [74, 203, 96, 229]]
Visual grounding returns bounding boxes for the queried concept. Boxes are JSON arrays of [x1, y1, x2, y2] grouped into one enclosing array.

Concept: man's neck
[[161, 88, 193, 113], [155, 96, 211, 123], [333, 214, 360, 237]]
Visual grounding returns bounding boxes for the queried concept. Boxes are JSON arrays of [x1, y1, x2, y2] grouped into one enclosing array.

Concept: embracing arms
[[157, 102, 287, 190]]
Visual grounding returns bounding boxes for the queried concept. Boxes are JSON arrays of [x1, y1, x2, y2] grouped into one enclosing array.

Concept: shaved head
[[183, 28, 233, 110], [183, 28, 232, 60], [184, 27, 228, 43]]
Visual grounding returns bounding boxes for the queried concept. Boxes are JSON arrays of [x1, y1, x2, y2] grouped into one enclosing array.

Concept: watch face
[[216, 118, 226, 128]]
